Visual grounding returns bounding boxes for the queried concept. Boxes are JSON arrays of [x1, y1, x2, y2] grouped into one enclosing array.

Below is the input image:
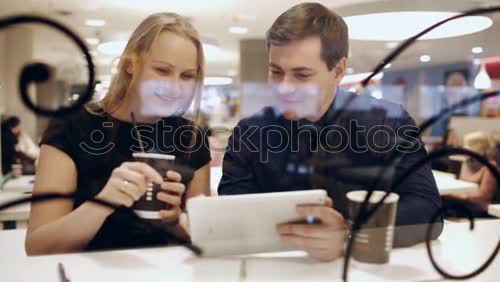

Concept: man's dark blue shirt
[[218, 88, 443, 246]]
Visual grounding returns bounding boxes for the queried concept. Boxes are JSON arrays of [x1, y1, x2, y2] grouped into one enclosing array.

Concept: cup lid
[[132, 152, 175, 160], [346, 190, 399, 204]]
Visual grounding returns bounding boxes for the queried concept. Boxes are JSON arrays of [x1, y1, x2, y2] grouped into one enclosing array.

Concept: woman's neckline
[[106, 111, 164, 126]]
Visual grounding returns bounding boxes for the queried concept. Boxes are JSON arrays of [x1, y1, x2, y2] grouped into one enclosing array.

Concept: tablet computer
[[186, 189, 327, 256]]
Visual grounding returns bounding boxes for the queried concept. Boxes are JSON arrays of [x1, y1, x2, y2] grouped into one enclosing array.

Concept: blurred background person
[[1, 116, 21, 175], [431, 128, 462, 176], [459, 131, 490, 183], [1, 116, 39, 176], [444, 131, 499, 216]]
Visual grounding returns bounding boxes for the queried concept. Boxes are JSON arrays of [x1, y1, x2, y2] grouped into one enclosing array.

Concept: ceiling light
[[85, 19, 106, 27], [472, 46, 483, 54], [474, 63, 492, 89], [385, 42, 399, 48], [420, 55, 431, 62], [97, 40, 126, 56], [86, 37, 100, 45], [345, 12, 492, 41], [205, 76, 233, 86], [229, 26, 249, 34], [384, 63, 392, 69]]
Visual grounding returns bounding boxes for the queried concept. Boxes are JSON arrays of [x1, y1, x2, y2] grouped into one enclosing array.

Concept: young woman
[[25, 12, 210, 255]]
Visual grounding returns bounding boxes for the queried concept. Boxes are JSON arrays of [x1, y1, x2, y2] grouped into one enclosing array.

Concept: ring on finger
[[120, 180, 130, 193]]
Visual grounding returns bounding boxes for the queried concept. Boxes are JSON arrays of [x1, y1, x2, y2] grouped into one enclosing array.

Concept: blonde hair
[[489, 131, 500, 147], [89, 12, 204, 120], [464, 131, 490, 156]]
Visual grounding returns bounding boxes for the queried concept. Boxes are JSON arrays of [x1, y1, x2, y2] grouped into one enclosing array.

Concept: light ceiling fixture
[[97, 40, 126, 56], [385, 42, 399, 48], [85, 19, 106, 27], [85, 37, 100, 45], [229, 26, 249, 34], [472, 46, 484, 54], [345, 11, 492, 41], [205, 76, 233, 86], [474, 62, 492, 89], [384, 63, 392, 69], [420, 55, 431, 62]]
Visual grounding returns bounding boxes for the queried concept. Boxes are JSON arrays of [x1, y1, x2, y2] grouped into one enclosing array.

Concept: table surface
[[2, 175, 35, 193], [0, 220, 499, 282], [0, 192, 31, 221], [432, 170, 456, 179], [432, 171, 479, 195], [489, 204, 500, 218]]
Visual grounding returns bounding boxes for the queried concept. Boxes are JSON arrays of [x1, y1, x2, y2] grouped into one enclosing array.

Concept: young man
[[219, 3, 442, 261]]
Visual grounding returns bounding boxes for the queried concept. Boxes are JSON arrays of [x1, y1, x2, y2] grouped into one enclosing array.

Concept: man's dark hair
[[266, 2, 349, 71]]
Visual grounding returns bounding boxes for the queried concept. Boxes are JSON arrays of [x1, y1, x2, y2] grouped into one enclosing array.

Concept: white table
[[432, 170, 456, 179], [433, 171, 479, 195], [1, 220, 499, 281], [0, 192, 30, 229], [2, 175, 35, 193], [488, 204, 500, 218]]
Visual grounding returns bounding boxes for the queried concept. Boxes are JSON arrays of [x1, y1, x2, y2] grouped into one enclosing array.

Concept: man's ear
[[333, 57, 347, 81]]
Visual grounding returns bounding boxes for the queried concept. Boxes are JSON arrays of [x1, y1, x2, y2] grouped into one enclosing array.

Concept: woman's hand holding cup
[[96, 162, 163, 208], [158, 170, 186, 223]]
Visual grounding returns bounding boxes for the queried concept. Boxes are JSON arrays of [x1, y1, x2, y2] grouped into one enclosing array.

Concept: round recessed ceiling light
[[472, 46, 484, 54], [420, 55, 431, 62], [229, 26, 249, 34], [85, 19, 106, 27], [345, 11, 492, 41], [97, 41, 126, 56]]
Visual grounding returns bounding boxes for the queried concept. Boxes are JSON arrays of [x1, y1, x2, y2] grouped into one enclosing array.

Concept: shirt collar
[[314, 87, 353, 127]]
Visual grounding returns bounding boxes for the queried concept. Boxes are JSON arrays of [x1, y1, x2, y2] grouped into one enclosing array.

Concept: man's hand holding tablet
[[186, 190, 331, 257], [277, 197, 347, 261]]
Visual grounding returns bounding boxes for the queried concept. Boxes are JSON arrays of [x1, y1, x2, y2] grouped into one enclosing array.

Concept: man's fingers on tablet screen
[[296, 206, 344, 226]]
